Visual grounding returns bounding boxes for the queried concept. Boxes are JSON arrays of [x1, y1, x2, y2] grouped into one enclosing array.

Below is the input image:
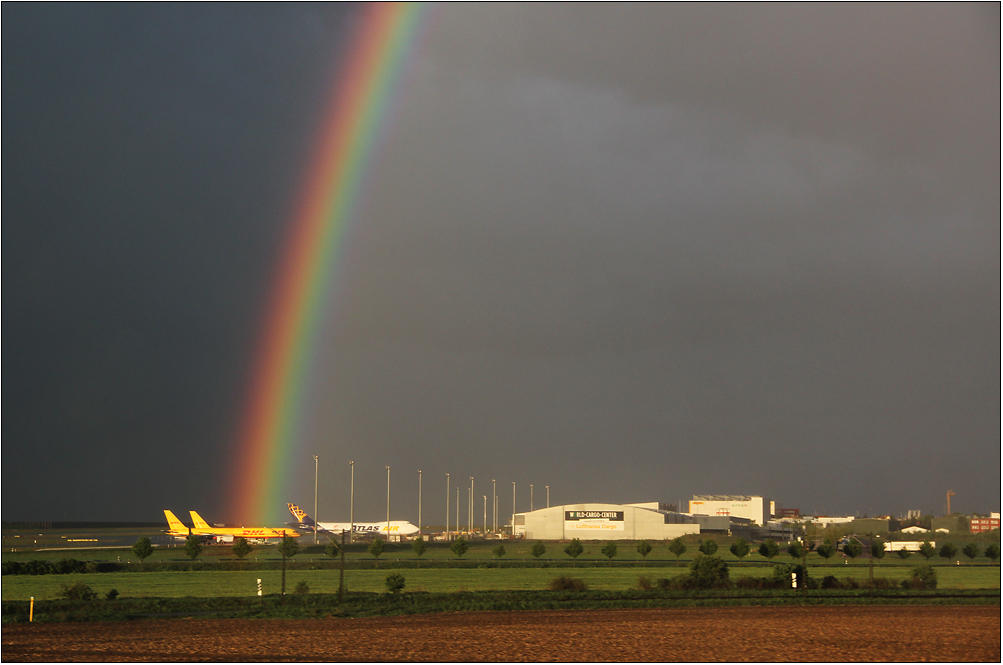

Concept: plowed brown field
[[3, 605, 999, 662]]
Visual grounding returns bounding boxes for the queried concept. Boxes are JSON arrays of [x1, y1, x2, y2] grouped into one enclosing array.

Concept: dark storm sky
[[4, 4, 999, 525]]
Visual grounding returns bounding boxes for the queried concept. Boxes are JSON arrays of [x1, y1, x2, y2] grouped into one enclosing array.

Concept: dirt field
[[3, 605, 999, 662]]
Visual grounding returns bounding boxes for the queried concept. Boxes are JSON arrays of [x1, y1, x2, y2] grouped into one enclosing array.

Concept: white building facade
[[512, 503, 700, 541], [688, 495, 771, 526]]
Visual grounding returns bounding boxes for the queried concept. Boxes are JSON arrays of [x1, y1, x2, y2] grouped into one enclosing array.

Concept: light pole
[[492, 479, 496, 533], [546, 485, 550, 509], [511, 481, 516, 536], [386, 465, 391, 542], [530, 484, 534, 512], [445, 473, 450, 540], [417, 470, 422, 537], [349, 461, 355, 544], [483, 495, 487, 532], [456, 487, 460, 535], [470, 477, 474, 534], [313, 455, 319, 545]]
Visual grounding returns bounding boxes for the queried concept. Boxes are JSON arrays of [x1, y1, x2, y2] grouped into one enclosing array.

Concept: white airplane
[[286, 503, 420, 537]]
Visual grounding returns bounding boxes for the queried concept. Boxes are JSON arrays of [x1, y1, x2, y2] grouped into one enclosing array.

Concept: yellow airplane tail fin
[[189, 511, 212, 530], [287, 503, 308, 524], [164, 510, 188, 534]]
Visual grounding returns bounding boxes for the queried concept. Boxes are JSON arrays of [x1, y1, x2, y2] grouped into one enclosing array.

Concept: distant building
[[776, 508, 800, 519], [970, 515, 1000, 534], [688, 495, 771, 526], [512, 503, 700, 541]]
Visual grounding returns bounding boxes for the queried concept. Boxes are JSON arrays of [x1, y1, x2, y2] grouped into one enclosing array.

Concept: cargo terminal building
[[511, 502, 700, 540]]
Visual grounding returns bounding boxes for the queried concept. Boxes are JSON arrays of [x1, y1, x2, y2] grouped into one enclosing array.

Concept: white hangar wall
[[513, 503, 700, 541]]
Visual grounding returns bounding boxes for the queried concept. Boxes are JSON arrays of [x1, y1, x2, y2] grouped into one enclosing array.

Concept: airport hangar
[[511, 502, 701, 541]]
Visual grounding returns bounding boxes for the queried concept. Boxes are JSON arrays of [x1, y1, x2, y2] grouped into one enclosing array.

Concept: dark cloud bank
[[3, 4, 998, 523]]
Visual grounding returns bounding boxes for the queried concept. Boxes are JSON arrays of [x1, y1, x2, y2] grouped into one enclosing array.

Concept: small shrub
[[368, 538, 385, 559], [132, 536, 154, 562], [637, 540, 652, 559], [530, 541, 546, 559], [548, 575, 588, 591], [656, 578, 674, 590], [688, 554, 730, 589], [411, 537, 427, 559], [637, 575, 654, 590], [820, 575, 840, 589], [294, 581, 310, 594], [601, 543, 618, 561], [450, 536, 469, 559], [385, 573, 406, 594], [232, 537, 253, 560], [903, 564, 937, 589], [492, 544, 506, 559], [58, 582, 97, 600], [105, 589, 120, 600], [324, 541, 340, 559], [896, 549, 912, 560], [564, 539, 584, 559], [698, 539, 718, 556]]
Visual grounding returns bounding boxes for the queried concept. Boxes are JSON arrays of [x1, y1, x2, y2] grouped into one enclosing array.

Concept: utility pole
[[446, 473, 450, 540], [417, 470, 422, 536], [456, 487, 460, 535], [386, 465, 391, 542], [313, 455, 319, 545], [349, 461, 355, 544], [512, 481, 516, 536], [483, 495, 487, 533], [492, 479, 497, 533], [530, 484, 534, 512], [546, 485, 550, 509]]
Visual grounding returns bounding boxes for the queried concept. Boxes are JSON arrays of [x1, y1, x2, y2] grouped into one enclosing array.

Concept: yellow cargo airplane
[[163, 510, 300, 540]]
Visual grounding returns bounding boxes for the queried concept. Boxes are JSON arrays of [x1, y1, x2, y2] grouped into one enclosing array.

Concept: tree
[[450, 536, 469, 558], [324, 541, 340, 559], [961, 543, 980, 561], [232, 537, 253, 560], [637, 540, 652, 559], [131, 536, 154, 562], [871, 539, 886, 560], [918, 541, 935, 560], [939, 542, 958, 562], [530, 541, 547, 559], [385, 573, 406, 594], [816, 543, 836, 561], [601, 543, 618, 562], [896, 548, 912, 560], [729, 538, 750, 562], [368, 538, 385, 559], [699, 539, 718, 556], [411, 536, 427, 559], [787, 541, 806, 561], [843, 540, 863, 564], [668, 537, 687, 566], [984, 543, 1000, 562], [492, 544, 506, 558], [564, 538, 584, 559], [687, 555, 730, 589], [758, 540, 780, 564], [184, 535, 202, 561]]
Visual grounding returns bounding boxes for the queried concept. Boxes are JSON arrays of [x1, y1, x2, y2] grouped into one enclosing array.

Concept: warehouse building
[[511, 502, 700, 540], [688, 495, 772, 526]]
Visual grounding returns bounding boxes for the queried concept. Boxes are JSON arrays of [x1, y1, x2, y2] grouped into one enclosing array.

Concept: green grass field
[[3, 561, 999, 601]]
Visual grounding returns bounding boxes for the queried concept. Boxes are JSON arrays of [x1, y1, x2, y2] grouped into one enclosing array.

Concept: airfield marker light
[[257, 579, 262, 600]]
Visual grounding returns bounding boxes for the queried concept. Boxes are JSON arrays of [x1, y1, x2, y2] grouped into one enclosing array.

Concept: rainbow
[[227, 3, 429, 525]]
